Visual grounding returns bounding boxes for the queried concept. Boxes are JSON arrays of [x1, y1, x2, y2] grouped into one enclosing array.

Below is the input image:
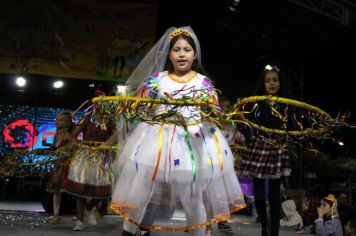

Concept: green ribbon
[[183, 125, 196, 182]]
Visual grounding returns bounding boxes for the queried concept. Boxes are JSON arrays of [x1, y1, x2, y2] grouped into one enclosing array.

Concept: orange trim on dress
[[168, 71, 197, 83], [110, 200, 246, 231]]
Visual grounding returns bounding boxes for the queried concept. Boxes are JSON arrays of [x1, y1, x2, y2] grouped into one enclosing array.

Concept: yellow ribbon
[[213, 131, 224, 171]]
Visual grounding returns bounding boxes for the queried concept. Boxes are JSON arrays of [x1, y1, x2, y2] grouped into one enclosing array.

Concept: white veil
[[114, 26, 203, 178], [125, 26, 202, 95]]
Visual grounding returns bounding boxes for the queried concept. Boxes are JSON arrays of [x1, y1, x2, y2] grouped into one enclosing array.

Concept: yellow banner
[[0, 0, 157, 82]]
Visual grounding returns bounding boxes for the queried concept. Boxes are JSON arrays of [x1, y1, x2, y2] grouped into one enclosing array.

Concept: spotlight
[[53, 80, 64, 89], [117, 85, 127, 95], [338, 140, 344, 146], [229, 0, 240, 12], [16, 76, 26, 87]]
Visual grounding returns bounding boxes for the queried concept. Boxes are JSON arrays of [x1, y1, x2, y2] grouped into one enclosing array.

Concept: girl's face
[[55, 114, 69, 129], [320, 199, 332, 215], [169, 38, 196, 74], [264, 71, 280, 95], [220, 100, 231, 113], [302, 198, 310, 211]]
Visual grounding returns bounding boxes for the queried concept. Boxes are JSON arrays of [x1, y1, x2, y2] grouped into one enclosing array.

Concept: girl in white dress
[[111, 26, 246, 236]]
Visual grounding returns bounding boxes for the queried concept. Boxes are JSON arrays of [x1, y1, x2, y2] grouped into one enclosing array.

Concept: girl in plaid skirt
[[239, 65, 292, 236]]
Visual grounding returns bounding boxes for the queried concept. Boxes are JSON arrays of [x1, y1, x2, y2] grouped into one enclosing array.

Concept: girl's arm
[[200, 77, 221, 123], [133, 74, 158, 98], [103, 120, 118, 146], [71, 112, 92, 138], [103, 130, 118, 146], [233, 128, 246, 145]]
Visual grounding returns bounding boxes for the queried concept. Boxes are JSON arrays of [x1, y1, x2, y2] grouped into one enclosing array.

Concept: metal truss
[[288, 0, 350, 25]]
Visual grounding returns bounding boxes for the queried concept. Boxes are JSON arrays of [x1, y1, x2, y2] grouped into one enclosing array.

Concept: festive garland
[[92, 95, 214, 106], [0, 142, 119, 177], [90, 95, 350, 137], [0, 149, 62, 177], [73, 141, 119, 151], [91, 95, 220, 127], [229, 96, 335, 136]]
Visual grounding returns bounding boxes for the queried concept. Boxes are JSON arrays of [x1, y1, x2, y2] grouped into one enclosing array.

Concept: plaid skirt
[[239, 137, 291, 179]]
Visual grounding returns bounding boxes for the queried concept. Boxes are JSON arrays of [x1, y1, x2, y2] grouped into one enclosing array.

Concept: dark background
[[0, 0, 355, 154]]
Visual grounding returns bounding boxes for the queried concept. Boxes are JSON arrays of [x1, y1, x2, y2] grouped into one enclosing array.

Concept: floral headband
[[170, 28, 192, 38], [324, 194, 337, 203], [324, 194, 338, 218]]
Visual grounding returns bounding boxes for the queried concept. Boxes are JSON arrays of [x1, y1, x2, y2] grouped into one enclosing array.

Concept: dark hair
[[255, 65, 291, 97], [323, 198, 334, 208], [57, 112, 74, 132], [164, 34, 207, 75], [219, 96, 231, 103], [321, 198, 334, 221]]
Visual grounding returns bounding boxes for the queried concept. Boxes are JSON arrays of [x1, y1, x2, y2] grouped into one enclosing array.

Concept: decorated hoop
[[230, 96, 333, 136], [0, 141, 119, 177], [91, 95, 219, 126], [73, 141, 119, 151], [0, 149, 64, 177], [92, 95, 214, 106]]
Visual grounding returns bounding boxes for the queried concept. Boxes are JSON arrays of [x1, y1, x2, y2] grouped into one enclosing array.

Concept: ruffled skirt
[[111, 122, 246, 231], [64, 149, 116, 199]]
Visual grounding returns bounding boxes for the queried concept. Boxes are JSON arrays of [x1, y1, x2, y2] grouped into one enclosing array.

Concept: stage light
[[53, 80, 64, 89], [117, 85, 127, 95], [338, 140, 344, 146], [229, 0, 240, 12], [16, 76, 26, 87]]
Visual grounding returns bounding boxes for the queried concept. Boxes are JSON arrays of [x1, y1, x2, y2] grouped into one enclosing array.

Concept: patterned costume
[[64, 121, 116, 199], [111, 71, 246, 231], [47, 138, 71, 192], [239, 102, 291, 179]]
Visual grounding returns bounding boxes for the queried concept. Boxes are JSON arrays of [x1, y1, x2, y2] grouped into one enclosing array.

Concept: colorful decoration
[[0, 141, 119, 177], [3, 120, 38, 148], [169, 28, 192, 38], [229, 96, 341, 136]]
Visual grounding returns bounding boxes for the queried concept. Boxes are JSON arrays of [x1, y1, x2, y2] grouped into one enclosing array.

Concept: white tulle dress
[[111, 71, 245, 231]]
